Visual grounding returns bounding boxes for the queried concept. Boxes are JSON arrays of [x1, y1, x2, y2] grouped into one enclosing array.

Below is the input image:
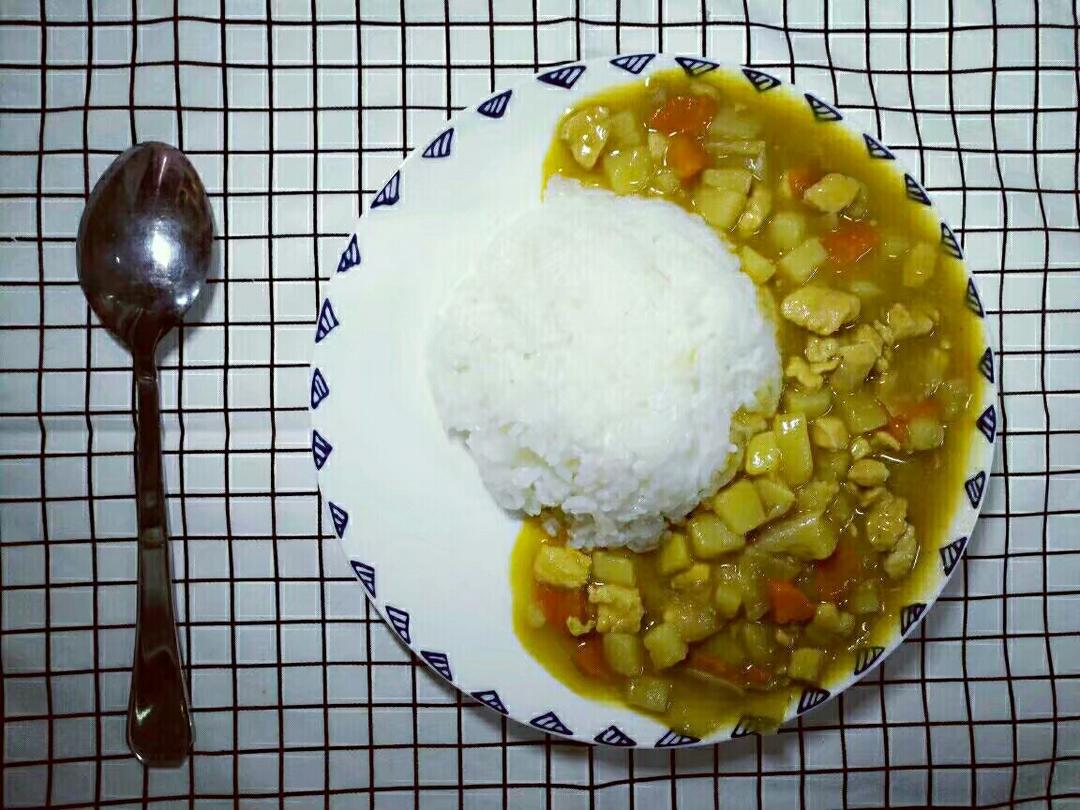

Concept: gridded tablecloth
[[2, 1, 1079, 807]]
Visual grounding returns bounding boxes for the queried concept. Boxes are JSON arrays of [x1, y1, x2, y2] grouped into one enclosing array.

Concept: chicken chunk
[[588, 583, 644, 634], [781, 286, 862, 336], [877, 303, 936, 343], [883, 524, 918, 580], [785, 356, 823, 390], [533, 545, 591, 588], [865, 491, 910, 551]]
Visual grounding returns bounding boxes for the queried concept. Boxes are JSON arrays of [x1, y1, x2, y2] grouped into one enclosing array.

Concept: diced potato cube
[[767, 210, 806, 252], [848, 458, 889, 487], [707, 138, 765, 156], [687, 513, 745, 558], [754, 512, 839, 560], [658, 531, 693, 576], [602, 146, 654, 194], [671, 562, 712, 590], [739, 244, 776, 284], [796, 480, 840, 514], [592, 550, 636, 587], [647, 131, 668, 160], [741, 622, 774, 665], [781, 285, 861, 335], [713, 479, 768, 534], [847, 581, 880, 616], [803, 173, 860, 213], [663, 598, 718, 641], [811, 416, 849, 450], [709, 107, 762, 138], [602, 632, 645, 677], [702, 167, 753, 194], [908, 415, 945, 450], [775, 412, 814, 487], [777, 236, 825, 282], [745, 431, 782, 475], [713, 582, 743, 618], [837, 392, 889, 434], [643, 622, 689, 670], [737, 185, 773, 236], [692, 186, 746, 230], [533, 545, 591, 588], [788, 647, 825, 682], [808, 602, 855, 637], [588, 584, 644, 633], [560, 106, 611, 169], [608, 109, 644, 147], [625, 676, 672, 713], [651, 169, 682, 195], [783, 386, 832, 420], [754, 477, 796, 521], [902, 242, 937, 287]]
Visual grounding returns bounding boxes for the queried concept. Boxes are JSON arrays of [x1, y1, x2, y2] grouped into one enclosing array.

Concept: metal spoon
[[77, 142, 213, 766]]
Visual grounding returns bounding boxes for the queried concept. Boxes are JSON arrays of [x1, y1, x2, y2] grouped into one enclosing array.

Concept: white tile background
[[1, 0, 1079, 807]]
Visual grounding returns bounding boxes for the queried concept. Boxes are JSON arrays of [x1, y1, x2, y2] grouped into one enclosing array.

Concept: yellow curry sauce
[[511, 69, 984, 739]]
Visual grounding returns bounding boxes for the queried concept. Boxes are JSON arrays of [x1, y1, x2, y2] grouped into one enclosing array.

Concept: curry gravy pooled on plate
[[504, 68, 983, 739]]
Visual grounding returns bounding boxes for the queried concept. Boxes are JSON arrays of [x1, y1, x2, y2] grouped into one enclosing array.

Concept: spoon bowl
[[77, 141, 213, 766]]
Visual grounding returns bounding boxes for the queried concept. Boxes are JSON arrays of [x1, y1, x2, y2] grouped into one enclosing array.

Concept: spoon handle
[[128, 349, 193, 765]]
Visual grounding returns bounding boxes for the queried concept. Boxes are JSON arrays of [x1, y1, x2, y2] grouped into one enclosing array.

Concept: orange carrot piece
[[813, 539, 861, 601], [686, 652, 774, 688], [786, 167, 821, 197], [886, 398, 940, 442], [536, 584, 586, 633], [822, 221, 880, 265], [767, 579, 817, 624], [572, 635, 611, 680], [649, 94, 717, 136], [666, 133, 710, 180]]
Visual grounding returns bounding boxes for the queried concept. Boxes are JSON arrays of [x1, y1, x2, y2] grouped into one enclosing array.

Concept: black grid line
[[1, 2, 1078, 808]]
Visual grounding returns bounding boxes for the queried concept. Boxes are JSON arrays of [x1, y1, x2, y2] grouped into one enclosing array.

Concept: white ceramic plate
[[308, 54, 998, 747]]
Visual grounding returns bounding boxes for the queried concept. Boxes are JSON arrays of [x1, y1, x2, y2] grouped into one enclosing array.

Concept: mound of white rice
[[426, 178, 781, 550]]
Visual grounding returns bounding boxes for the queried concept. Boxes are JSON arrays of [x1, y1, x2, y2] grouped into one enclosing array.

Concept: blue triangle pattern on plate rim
[[965, 278, 985, 317], [372, 171, 400, 208], [385, 605, 411, 643], [965, 471, 986, 509], [805, 93, 842, 121], [741, 66, 781, 92], [901, 603, 927, 635], [537, 64, 586, 89], [327, 501, 348, 538], [941, 222, 963, 259], [310, 368, 329, 409], [656, 729, 700, 747], [854, 646, 886, 676], [863, 132, 894, 159], [610, 53, 656, 75], [314, 298, 339, 343], [470, 690, 508, 715], [477, 89, 512, 118], [978, 347, 995, 383], [904, 173, 932, 205], [349, 560, 376, 598], [422, 128, 454, 159], [940, 536, 968, 576], [420, 650, 453, 681], [594, 725, 636, 746], [797, 687, 830, 714], [336, 234, 360, 272], [977, 404, 996, 443], [529, 711, 572, 736], [675, 56, 720, 76], [311, 430, 332, 470]]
